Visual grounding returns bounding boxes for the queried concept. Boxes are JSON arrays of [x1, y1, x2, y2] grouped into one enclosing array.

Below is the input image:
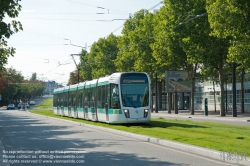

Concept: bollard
[[204, 98, 208, 116]]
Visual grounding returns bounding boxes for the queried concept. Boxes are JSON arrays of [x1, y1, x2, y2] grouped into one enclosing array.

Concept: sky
[[5, 0, 163, 86]]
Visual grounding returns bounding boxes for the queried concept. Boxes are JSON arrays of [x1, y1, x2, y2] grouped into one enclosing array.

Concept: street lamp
[[232, 62, 241, 117], [225, 73, 231, 113], [155, 72, 158, 113], [7, 75, 9, 105]]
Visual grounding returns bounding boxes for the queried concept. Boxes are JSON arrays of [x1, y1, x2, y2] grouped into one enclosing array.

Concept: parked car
[[7, 104, 15, 110], [29, 101, 36, 105]]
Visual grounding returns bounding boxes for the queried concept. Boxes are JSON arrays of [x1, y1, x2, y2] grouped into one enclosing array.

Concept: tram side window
[[104, 85, 108, 108], [83, 89, 88, 108], [85, 88, 91, 108], [69, 92, 72, 107], [90, 87, 95, 108], [64, 93, 67, 107], [97, 86, 102, 108], [53, 94, 57, 107], [97, 85, 106, 108], [66, 93, 69, 107], [107, 85, 110, 108], [102, 85, 107, 108], [110, 84, 120, 109], [56, 95, 59, 107], [61, 94, 63, 107], [73, 95, 76, 107], [78, 91, 82, 108], [58, 97, 60, 107]]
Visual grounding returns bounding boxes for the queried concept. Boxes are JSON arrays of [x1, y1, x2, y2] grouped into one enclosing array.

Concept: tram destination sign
[[121, 79, 147, 84]]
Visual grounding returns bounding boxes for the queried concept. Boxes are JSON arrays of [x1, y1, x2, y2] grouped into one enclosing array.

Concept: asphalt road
[[28, 95, 53, 109], [0, 110, 234, 166]]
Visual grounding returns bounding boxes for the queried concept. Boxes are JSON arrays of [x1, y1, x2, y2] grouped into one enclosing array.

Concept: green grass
[[34, 98, 53, 109], [29, 98, 250, 157]]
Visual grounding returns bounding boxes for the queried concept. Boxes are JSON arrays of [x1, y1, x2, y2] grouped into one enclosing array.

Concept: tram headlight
[[144, 109, 149, 118], [124, 109, 130, 118]]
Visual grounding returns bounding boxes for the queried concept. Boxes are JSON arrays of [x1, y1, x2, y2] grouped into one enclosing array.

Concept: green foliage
[[30, 73, 37, 81], [0, 0, 23, 69], [90, 33, 118, 78], [79, 49, 92, 81], [0, 68, 45, 105], [206, 0, 250, 70], [78, 34, 118, 80], [115, 10, 157, 78]]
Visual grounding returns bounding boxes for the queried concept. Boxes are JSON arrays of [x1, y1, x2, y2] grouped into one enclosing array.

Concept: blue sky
[[6, 0, 163, 85]]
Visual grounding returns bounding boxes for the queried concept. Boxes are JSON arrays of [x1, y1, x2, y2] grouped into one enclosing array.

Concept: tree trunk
[[150, 85, 154, 112], [158, 81, 162, 110], [190, 65, 196, 115], [190, 77, 195, 115]]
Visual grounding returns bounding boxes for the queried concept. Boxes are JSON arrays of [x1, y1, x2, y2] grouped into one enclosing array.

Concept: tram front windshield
[[120, 73, 149, 108]]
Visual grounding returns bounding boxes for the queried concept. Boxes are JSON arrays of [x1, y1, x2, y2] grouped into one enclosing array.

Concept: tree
[[68, 70, 82, 85], [206, 0, 250, 114], [79, 49, 92, 81], [115, 10, 157, 77], [90, 33, 118, 78], [206, 0, 250, 71], [0, 68, 45, 106], [117, 10, 157, 75], [0, 0, 23, 69], [30, 72, 37, 81], [152, 0, 228, 115]]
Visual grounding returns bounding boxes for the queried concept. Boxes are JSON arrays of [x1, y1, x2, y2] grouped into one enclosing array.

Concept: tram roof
[[54, 72, 149, 94], [69, 84, 79, 91]]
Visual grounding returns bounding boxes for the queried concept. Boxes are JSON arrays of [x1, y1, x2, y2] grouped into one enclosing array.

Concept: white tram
[[53, 72, 151, 124]]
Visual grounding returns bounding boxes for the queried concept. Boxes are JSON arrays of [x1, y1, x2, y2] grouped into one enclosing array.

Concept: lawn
[[30, 98, 250, 157], [35, 98, 53, 109]]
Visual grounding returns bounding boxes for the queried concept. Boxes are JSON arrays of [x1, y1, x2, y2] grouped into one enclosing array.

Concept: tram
[[53, 72, 151, 124]]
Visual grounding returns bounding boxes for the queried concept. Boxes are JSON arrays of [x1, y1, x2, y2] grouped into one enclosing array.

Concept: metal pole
[[77, 69, 80, 83], [155, 73, 158, 113], [175, 91, 178, 114], [232, 62, 237, 117], [226, 75, 227, 113], [7, 76, 9, 105]]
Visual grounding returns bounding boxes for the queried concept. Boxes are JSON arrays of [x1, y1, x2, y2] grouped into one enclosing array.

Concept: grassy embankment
[[29, 98, 250, 157]]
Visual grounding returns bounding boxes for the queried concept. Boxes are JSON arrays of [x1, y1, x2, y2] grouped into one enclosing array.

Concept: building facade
[[43, 81, 58, 95]]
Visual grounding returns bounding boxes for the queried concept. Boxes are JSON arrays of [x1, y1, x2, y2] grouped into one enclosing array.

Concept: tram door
[[105, 103, 109, 121], [68, 95, 72, 117], [73, 96, 77, 118], [106, 85, 109, 122]]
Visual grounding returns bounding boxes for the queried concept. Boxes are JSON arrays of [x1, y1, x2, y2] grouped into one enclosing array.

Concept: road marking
[[70, 141, 80, 146]]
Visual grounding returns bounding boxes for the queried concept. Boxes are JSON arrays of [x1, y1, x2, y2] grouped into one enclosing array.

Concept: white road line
[[70, 141, 80, 146]]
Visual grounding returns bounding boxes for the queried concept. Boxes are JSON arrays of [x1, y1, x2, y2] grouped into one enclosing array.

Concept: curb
[[27, 111, 250, 166]]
